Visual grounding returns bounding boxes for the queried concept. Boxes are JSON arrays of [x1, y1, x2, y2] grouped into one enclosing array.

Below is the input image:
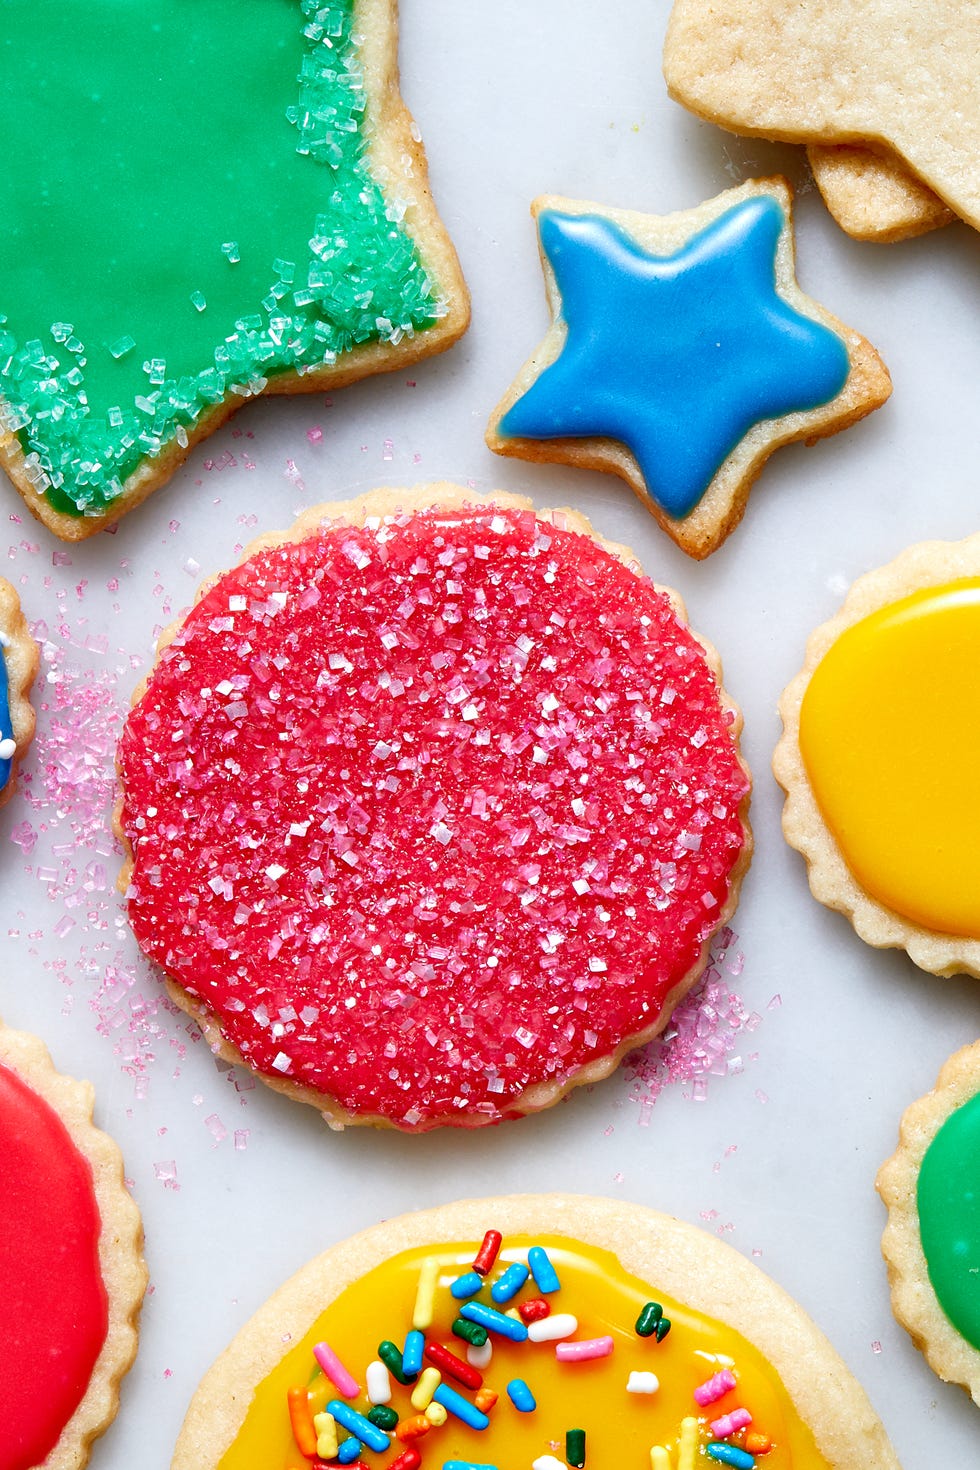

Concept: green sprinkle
[[451, 1317, 488, 1347], [378, 1339, 415, 1385], [655, 1316, 671, 1342], [635, 1301, 664, 1337], [567, 1429, 586, 1467], [367, 1405, 398, 1431]]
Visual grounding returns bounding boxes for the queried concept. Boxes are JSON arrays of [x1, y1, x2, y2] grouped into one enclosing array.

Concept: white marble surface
[[3, 2, 979, 1465]]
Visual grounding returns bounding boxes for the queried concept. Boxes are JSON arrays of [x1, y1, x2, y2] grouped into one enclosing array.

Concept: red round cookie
[[118, 491, 750, 1129]]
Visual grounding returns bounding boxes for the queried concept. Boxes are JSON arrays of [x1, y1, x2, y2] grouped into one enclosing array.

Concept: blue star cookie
[[487, 180, 890, 558]]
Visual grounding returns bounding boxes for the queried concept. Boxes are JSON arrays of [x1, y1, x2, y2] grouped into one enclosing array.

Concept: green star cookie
[[0, 0, 469, 540]]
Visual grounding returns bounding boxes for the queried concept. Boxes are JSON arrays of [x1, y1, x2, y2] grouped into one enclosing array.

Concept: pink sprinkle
[[710, 1408, 752, 1438], [555, 1336, 614, 1363], [307, 426, 323, 444], [313, 1341, 360, 1397], [694, 1368, 736, 1406]]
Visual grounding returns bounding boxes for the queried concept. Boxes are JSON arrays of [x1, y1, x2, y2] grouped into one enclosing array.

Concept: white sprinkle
[[527, 1313, 578, 1343], [533, 1458, 568, 1470], [626, 1371, 659, 1394], [466, 1339, 493, 1369], [0, 738, 16, 760], [271, 1052, 292, 1073], [366, 1360, 391, 1404], [265, 864, 287, 881]]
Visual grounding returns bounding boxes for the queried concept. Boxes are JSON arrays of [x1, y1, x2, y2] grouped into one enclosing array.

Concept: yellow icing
[[799, 579, 980, 936], [217, 1234, 828, 1469]]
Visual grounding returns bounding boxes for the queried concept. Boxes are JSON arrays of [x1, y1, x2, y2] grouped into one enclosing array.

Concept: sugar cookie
[[879, 1040, 980, 1404], [775, 533, 980, 977], [171, 1195, 900, 1469], [0, 1019, 146, 1469], [117, 486, 751, 1130], [806, 145, 954, 244], [486, 181, 890, 559], [0, 0, 468, 540], [0, 578, 38, 810]]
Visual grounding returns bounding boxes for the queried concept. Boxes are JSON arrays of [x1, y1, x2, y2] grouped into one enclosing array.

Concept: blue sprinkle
[[451, 1270, 484, 1300], [402, 1329, 425, 1376], [506, 1378, 536, 1412], [328, 1400, 391, 1454], [527, 1246, 561, 1294], [491, 1262, 529, 1304], [433, 1383, 491, 1431], [460, 1301, 529, 1341], [337, 1439, 362, 1464], [443, 1463, 499, 1470], [706, 1446, 755, 1469]]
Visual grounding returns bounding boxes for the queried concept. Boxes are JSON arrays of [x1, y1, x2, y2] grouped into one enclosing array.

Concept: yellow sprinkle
[[505, 1307, 523, 1322], [650, 1449, 671, 1470], [413, 1257, 440, 1330], [313, 1412, 338, 1461], [425, 1401, 448, 1427], [677, 1417, 699, 1470], [411, 1366, 442, 1411]]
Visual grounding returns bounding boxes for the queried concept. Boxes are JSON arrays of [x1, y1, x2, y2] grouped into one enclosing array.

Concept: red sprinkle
[[424, 1341, 483, 1389], [119, 507, 748, 1129], [388, 1451, 422, 1470], [518, 1296, 551, 1324], [472, 1229, 502, 1277]]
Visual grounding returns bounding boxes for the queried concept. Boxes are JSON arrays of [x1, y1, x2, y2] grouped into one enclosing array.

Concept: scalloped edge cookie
[[0, 577, 39, 811], [0, 1019, 147, 1469], [0, 0, 469, 543], [171, 1193, 900, 1469], [115, 483, 752, 1130], [878, 1040, 980, 1404], [485, 179, 890, 560], [774, 531, 980, 978]]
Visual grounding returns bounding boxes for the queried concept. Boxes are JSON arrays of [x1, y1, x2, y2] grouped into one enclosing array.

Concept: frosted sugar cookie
[[117, 486, 751, 1130], [0, 0, 468, 540], [171, 1195, 900, 1469], [775, 533, 980, 976], [879, 1040, 980, 1404], [0, 1020, 146, 1469], [664, 0, 980, 235], [0, 578, 38, 811], [486, 181, 890, 559]]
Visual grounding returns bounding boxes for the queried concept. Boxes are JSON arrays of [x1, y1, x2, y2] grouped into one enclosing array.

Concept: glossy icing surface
[[799, 579, 980, 935], [218, 1235, 828, 1468], [499, 199, 849, 519], [0, 0, 437, 517], [0, 1059, 108, 1470], [918, 1091, 980, 1351], [119, 505, 748, 1127]]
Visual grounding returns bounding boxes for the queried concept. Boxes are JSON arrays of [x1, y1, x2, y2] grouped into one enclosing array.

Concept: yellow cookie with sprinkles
[[775, 531, 980, 976], [171, 1195, 900, 1470], [0, 577, 38, 811], [0, 0, 468, 539]]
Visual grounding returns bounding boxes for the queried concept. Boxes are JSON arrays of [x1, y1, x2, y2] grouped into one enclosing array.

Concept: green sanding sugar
[[0, 0, 442, 516]]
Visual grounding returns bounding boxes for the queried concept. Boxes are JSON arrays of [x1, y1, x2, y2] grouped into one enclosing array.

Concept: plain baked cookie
[[878, 1040, 980, 1405], [806, 145, 954, 244], [774, 532, 980, 978], [486, 180, 890, 559], [0, 577, 39, 810], [0, 1019, 146, 1470], [116, 485, 752, 1130], [171, 1193, 900, 1469], [663, 0, 980, 236], [0, 0, 469, 541]]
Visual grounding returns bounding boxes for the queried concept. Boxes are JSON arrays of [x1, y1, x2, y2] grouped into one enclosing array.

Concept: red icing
[[0, 1060, 108, 1470], [119, 507, 748, 1127]]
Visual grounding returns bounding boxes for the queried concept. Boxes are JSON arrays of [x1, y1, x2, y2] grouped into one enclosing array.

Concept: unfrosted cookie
[[664, 0, 980, 235], [0, 0, 468, 541], [0, 1019, 146, 1470], [774, 533, 980, 977], [806, 145, 954, 244], [878, 1040, 980, 1404], [486, 180, 890, 559], [172, 1194, 900, 1470], [0, 578, 39, 810], [116, 485, 751, 1130]]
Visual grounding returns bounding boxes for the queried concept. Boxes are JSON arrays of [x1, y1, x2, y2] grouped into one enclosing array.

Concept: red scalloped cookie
[[0, 1021, 146, 1470], [117, 486, 751, 1130]]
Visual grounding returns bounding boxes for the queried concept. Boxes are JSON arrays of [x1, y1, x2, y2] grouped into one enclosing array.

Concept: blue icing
[[0, 638, 13, 791], [499, 197, 850, 520]]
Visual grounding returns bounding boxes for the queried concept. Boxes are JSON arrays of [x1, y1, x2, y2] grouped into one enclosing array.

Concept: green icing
[[0, 0, 440, 517], [918, 1088, 980, 1350]]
